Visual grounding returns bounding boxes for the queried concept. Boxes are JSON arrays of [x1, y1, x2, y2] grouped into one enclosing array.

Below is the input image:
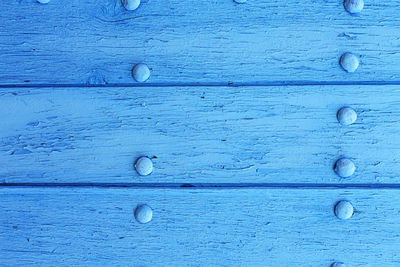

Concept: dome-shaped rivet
[[344, 0, 364, 14], [340, 53, 359, 73], [337, 107, 357, 125], [331, 262, 346, 267], [37, 0, 50, 3], [135, 157, 153, 176], [122, 0, 141, 11], [334, 158, 355, 178], [234, 0, 247, 3], [335, 200, 354, 220], [132, 63, 150, 82], [134, 204, 153, 224]]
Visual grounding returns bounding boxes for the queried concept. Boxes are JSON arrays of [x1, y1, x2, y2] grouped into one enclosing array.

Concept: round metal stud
[[334, 158, 355, 178], [337, 107, 357, 125], [335, 201, 354, 220], [340, 53, 359, 73], [134, 204, 153, 224], [135, 157, 153, 176], [132, 63, 151, 82]]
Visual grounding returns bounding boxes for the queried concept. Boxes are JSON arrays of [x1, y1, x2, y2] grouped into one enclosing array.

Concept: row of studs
[[330, 4, 363, 265], [134, 200, 354, 224], [118, 0, 364, 14], [37, 0, 364, 14], [131, 52, 360, 83]]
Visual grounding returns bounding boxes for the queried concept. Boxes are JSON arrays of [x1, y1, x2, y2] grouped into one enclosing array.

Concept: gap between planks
[[2, 80, 400, 88], [3, 183, 400, 189]]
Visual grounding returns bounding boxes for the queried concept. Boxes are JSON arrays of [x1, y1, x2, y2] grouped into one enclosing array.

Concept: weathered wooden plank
[[1, 187, 399, 266], [0, 0, 400, 84], [1, 85, 400, 184]]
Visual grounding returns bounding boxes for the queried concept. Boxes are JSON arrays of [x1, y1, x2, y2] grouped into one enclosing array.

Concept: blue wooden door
[[1, 0, 399, 266]]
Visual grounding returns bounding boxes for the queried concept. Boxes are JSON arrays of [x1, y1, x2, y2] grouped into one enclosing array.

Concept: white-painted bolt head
[[334, 158, 355, 178], [331, 262, 346, 267], [135, 157, 153, 176], [132, 63, 150, 82], [37, 0, 50, 3], [122, 0, 141, 11], [134, 204, 153, 224], [234, 0, 247, 3], [340, 53, 359, 73], [335, 200, 354, 220], [344, 0, 364, 14], [337, 107, 357, 125]]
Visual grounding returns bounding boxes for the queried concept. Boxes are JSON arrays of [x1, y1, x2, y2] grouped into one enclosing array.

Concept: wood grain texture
[[1, 0, 400, 84], [1, 187, 400, 266], [1, 85, 400, 184]]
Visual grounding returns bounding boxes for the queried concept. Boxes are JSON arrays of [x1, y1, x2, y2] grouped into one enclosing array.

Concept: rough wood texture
[[1, 85, 400, 184], [1, 0, 400, 84], [1, 187, 400, 266]]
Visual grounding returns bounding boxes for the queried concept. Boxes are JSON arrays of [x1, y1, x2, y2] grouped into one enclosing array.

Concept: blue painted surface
[[1, 85, 400, 184], [1, 0, 400, 84], [0, 0, 400, 266], [1, 188, 400, 266]]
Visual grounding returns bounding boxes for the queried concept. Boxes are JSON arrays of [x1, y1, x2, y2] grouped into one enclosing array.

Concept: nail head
[[135, 204, 153, 224], [135, 157, 153, 176], [337, 107, 357, 125], [340, 53, 359, 73], [132, 63, 150, 82], [335, 200, 354, 220], [334, 158, 355, 178]]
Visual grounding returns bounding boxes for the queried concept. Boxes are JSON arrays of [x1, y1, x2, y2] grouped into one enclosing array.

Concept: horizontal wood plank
[[1, 187, 400, 266], [0, 0, 400, 84], [1, 85, 400, 184]]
